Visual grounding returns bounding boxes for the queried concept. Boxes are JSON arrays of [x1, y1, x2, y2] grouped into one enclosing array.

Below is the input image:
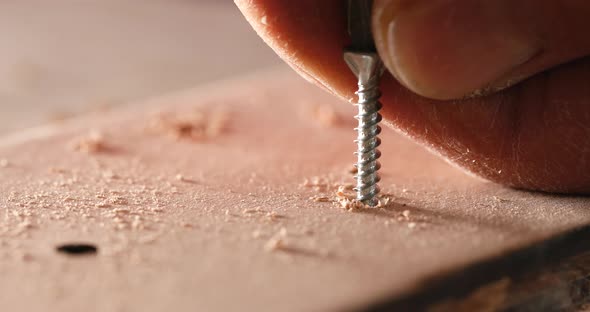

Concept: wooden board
[[1, 69, 590, 311]]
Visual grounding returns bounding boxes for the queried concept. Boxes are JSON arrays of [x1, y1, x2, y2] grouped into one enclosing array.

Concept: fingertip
[[235, 0, 357, 101], [373, 0, 538, 100]]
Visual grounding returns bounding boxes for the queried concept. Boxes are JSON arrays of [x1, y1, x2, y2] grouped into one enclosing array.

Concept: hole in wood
[[56, 243, 98, 256]]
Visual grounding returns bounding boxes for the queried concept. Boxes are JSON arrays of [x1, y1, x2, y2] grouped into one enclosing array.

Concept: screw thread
[[354, 77, 382, 207]]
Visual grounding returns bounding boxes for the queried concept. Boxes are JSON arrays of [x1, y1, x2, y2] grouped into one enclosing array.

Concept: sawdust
[[0, 163, 189, 257], [243, 207, 264, 214], [311, 196, 331, 203], [71, 131, 111, 153], [336, 197, 368, 211], [264, 236, 286, 252], [304, 176, 397, 211], [492, 196, 510, 203], [175, 174, 198, 184], [149, 108, 229, 141], [109, 195, 129, 206], [264, 227, 288, 252], [335, 185, 381, 211], [266, 211, 286, 222]]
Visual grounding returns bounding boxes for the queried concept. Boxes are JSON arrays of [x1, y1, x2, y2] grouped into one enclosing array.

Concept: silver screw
[[344, 52, 384, 207], [344, 0, 384, 207]]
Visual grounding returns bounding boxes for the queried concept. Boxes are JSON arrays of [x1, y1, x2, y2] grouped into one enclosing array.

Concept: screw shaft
[[344, 0, 383, 207], [343, 52, 384, 207], [354, 70, 382, 207]]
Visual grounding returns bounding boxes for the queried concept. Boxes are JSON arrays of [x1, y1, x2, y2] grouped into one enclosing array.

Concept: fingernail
[[373, 0, 539, 100]]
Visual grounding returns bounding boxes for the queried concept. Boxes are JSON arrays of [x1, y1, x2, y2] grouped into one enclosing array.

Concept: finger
[[235, 0, 590, 194], [235, 0, 352, 98], [373, 0, 590, 100]]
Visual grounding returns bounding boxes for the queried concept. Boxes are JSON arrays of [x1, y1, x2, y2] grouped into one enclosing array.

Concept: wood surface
[[1, 70, 590, 311]]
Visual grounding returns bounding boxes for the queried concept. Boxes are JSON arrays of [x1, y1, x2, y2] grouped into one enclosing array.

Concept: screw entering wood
[[344, 0, 384, 207]]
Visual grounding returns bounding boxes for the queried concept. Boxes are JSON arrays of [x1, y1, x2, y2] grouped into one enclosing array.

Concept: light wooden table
[[1, 69, 590, 311]]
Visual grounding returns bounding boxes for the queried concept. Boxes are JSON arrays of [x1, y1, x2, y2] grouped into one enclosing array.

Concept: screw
[[344, 52, 384, 207], [344, 0, 384, 207]]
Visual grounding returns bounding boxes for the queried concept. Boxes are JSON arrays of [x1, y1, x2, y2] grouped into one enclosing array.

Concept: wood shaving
[[266, 212, 286, 221], [492, 196, 510, 203], [264, 236, 286, 252], [112, 208, 131, 215], [95, 202, 111, 208], [379, 196, 392, 206], [311, 196, 331, 203], [149, 109, 229, 141], [175, 174, 197, 183], [242, 207, 264, 214], [337, 197, 368, 211], [71, 131, 110, 153], [109, 196, 128, 206], [264, 227, 288, 252], [335, 185, 395, 211], [335, 185, 368, 211]]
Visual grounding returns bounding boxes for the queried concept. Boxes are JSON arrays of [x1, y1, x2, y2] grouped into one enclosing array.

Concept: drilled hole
[[56, 243, 98, 256]]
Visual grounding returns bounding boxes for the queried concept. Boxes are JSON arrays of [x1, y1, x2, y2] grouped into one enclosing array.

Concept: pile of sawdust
[[305, 176, 396, 212]]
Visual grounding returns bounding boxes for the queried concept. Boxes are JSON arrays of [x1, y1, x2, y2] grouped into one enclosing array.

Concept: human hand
[[236, 0, 590, 194]]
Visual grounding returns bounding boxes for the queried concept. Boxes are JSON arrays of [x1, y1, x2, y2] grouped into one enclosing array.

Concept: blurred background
[[0, 0, 280, 134]]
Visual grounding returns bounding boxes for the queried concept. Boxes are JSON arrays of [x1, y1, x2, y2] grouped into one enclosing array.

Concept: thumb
[[373, 0, 590, 100]]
